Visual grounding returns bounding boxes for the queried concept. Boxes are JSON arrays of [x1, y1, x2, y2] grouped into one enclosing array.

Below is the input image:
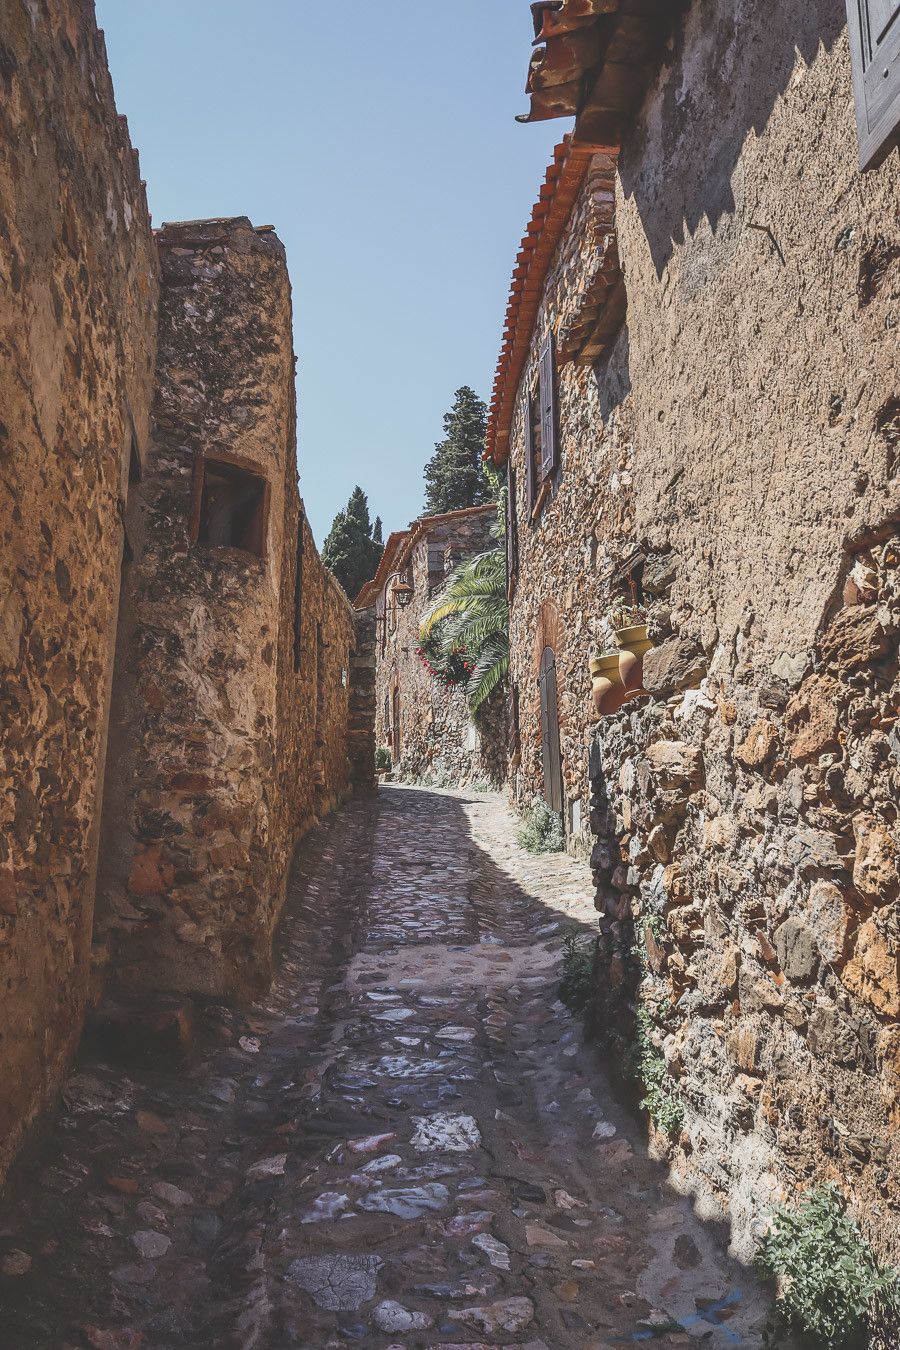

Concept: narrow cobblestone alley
[[0, 787, 768, 1349]]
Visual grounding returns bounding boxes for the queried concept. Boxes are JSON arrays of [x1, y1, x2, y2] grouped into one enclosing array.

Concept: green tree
[[419, 547, 508, 714], [423, 386, 492, 515], [322, 486, 383, 599]]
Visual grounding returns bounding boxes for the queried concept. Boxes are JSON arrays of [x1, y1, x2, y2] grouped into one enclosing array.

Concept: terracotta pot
[[617, 648, 645, 695], [614, 623, 652, 657], [590, 652, 626, 716], [593, 677, 628, 716], [589, 652, 621, 680]]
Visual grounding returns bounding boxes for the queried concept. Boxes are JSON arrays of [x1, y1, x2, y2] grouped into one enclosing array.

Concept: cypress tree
[[423, 386, 491, 515], [322, 486, 383, 599]]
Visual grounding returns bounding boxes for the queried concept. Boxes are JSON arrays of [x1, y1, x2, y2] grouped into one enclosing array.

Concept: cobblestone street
[[0, 787, 768, 1348]]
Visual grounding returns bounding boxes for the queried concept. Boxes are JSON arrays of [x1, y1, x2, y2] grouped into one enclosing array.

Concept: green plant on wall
[[516, 800, 563, 854], [625, 1006, 683, 1137], [374, 746, 391, 772], [560, 929, 596, 1017], [756, 1185, 900, 1350]]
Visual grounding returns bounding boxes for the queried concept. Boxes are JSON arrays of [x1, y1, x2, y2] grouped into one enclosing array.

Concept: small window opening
[[194, 458, 268, 557]]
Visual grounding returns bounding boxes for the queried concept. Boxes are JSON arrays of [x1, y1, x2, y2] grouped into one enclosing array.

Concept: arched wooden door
[[392, 686, 401, 762], [538, 646, 563, 816]]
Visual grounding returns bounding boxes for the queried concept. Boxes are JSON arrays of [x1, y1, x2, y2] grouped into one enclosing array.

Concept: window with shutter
[[846, 0, 900, 168], [525, 403, 537, 513], [539, 331, 559, 479]]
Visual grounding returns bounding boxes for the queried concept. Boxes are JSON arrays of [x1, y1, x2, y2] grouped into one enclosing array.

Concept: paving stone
[[0, 787, 769, 1349], [288, 1254, 382, 1311], [410, 1112, 482, 1152]]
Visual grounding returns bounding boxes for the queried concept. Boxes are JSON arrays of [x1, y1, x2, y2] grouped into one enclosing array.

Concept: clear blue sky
[[95, 1, 561, 546]]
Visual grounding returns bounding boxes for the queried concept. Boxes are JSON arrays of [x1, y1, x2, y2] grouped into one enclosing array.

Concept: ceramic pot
[[592, 677, 628, 715], [614, 623, 652, 657], [590, 652, 626, 716], [617, 648, 644, 696]]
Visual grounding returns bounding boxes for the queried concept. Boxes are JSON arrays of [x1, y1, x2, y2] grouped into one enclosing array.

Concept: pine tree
[[423, 386, 491, 515], [373, 516, 383, 547], [322, 486, 383, 599]]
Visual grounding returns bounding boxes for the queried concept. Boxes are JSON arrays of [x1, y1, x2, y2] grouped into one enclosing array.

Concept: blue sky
[[96, 1, 561, 545]]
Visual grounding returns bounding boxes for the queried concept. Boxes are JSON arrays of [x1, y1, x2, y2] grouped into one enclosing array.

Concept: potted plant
[[610, 603, 652, 657]]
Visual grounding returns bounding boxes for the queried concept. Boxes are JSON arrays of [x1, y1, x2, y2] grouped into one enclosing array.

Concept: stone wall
[[505, 2, 899, 1257], [0, 0, 159, 1183], [95, 217, 358, 1002], [370, 507, 505, 787]]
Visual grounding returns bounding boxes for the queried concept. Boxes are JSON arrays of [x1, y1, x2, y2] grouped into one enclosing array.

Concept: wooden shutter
[[846, 0, 900, 169], [539, 331, 559, 478], [524, 405, 536, 513], [506, 465, 518, 600], [538, 646, 563, 815]]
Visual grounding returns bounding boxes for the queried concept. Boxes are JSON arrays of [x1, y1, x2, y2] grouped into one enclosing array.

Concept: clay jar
[[614, 622, 652, 657], [617, 646, 644, 697], [590, 652, 627, 716]]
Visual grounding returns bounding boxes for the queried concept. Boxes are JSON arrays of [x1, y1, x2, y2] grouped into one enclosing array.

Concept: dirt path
[[0, 785, 768, 1348]]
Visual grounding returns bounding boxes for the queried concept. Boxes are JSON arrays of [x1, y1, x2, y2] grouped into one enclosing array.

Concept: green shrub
[[625, 1007, 683, 1137], [517, 801, 564, 854], [374, 747, 391, 772], [756, 1185, 900, 1350], [560, 930, 596, 1016]]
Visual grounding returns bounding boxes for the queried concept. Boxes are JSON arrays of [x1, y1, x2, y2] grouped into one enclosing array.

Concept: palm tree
[[419, 548, 509, 714]]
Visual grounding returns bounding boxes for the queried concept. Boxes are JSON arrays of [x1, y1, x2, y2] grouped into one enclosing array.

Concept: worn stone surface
[[0, 0, 159, 1189], [0, 788, 768, 1346]]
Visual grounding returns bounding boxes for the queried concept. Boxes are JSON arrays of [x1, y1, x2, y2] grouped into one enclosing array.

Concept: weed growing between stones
[[624, 1007, 684, 1138], [756, 1185, 900, 1350], [517, 801, 564, 853], [560, 930, 597, 1017]]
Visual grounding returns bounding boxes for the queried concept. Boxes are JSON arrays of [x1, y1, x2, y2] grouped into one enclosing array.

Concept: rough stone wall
[[0, 0, 159, 1183], [506, 153, 625, 852], [510, 1, 899, 1258], [373, 509, 505, 786], [96, 218, 356, 1002]]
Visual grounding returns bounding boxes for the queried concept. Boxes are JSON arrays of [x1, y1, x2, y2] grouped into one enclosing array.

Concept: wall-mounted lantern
[[392, 579, 414, 609]]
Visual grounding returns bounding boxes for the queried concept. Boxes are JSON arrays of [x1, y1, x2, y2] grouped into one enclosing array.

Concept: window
[[190, 455, 268, 558], [846, 0, 900, 169], [293, 515, 305, 671], [525, 331, 560, 525]]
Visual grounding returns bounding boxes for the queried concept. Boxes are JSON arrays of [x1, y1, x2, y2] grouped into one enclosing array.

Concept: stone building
[[0, 0, 160, 1187], [489, 0, 899, 1257], [356, 504, 505, 786], [0, 0, 373, 1188], [95, 217, 363, 1003]]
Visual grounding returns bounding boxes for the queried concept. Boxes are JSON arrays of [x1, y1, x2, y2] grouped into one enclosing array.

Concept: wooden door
[[538, 646, 563, 816]]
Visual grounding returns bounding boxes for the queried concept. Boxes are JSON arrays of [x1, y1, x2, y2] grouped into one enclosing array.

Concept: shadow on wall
[[620, 0, 848, 276]]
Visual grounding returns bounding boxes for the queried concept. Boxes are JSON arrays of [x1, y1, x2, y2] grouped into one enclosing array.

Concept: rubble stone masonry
[[96, 218, 358, 1002], [506, 2, 899, 1258], [0, 0, 159, 1181]]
